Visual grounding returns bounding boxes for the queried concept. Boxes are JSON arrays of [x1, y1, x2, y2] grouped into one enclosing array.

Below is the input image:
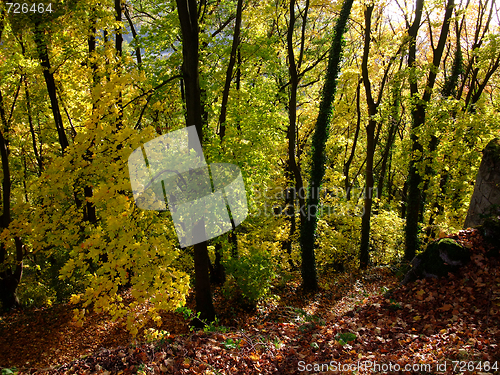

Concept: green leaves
[[335, 332, 357, 346]]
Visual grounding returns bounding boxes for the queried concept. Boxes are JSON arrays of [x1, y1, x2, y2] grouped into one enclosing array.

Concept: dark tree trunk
[[300, 0, 354, 291], [286, 0, 309, 268], [33, 22, 69, 153], [216, 0, 243, 263], [344, 80, 361, 201], [114, 0, 123, 129], [0, 90, 23, 311], [359, 4, 399, 268], [359, 5, 376, 270], [115, 0, 123, 56], [124, 3, 143, 67], [376, 82, 400, 201], [176, 0, 215, 323], [404, 0, 454, 261], [83, 9, 98, 225], [218, 0, 243, 141], [210, 243, 226, 285]]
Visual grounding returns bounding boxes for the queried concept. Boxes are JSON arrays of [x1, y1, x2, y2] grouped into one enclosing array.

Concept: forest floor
[[0, 228, 499, 374]]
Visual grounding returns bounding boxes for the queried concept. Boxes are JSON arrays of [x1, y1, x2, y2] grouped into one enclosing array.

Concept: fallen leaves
[[0, 229, 499, 374]]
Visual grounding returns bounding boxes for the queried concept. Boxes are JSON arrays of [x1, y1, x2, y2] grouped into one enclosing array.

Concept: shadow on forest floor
[[1, 229, 499, 374]]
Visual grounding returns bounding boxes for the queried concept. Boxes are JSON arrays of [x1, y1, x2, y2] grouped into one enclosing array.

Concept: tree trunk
[[300, 0, 354, 291], [404, 0, 453, 261], [176, 0, 215, 323], [218, 0, 243, 141], [124, 3, 143, 67], [0, 91, 23, 311], [33, 21, 69, 153], [343, 80, 361, 201], [359, 4, 377, 269], [286, 0, 309, 269]]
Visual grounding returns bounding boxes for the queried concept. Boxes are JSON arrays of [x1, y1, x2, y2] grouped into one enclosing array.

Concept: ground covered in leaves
[[1, 228, 499, 374]]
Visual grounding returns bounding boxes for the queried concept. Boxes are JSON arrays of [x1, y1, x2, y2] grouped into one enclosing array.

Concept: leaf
[[439, 304, 452, 311]]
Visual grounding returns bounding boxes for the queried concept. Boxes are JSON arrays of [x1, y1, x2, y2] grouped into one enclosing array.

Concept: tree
[[359, 3, 403, 268], [176, 0, 216, 323], [300, 0, 354, 290], [404, 0, 454, 261]]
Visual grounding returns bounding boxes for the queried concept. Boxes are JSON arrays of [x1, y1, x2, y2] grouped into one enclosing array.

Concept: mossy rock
[[402, 238, 470, 285]]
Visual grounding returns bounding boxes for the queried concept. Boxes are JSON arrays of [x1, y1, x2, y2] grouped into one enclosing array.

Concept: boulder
[[464, 138, 500, 229], [402, 238, 470, 285], [479, 216, 500, 255]]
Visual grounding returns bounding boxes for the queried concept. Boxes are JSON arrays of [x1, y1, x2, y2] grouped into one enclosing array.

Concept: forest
[[0, 0, 499, 373]]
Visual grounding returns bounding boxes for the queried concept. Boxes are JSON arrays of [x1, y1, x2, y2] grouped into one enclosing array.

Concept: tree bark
[[299, 0, 354, 291], [343, 80, 361, 201], [176, 0, 215, 323], [359, 5, 377, 269], [286, 0, 309, 267], [0, 91, 23, 311], [404, 0, 454, 261], [218, 0, 243, 141], [124, 3, 143, 67], [33, 21, 69, 153]]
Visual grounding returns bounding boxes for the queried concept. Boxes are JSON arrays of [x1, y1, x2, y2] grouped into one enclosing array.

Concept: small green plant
[[335, 332, 357, 346], [299, 322, 316, 333], [224, 248, 275, 306], [224, 338, 241, 350], [305, 314, 325, 326], [272, 337, 282, 350], [1, 368, 18, 375], [203, 317, 228, 333], [387, 299, 402, 310], [310, 342, 319, 349], [175, 306, 194, 320]]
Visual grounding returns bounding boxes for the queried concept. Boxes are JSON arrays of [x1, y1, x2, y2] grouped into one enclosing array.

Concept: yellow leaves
[[72, 308, 86, 327], [70, 294, 81, 304], [59, 258, 76, 280]]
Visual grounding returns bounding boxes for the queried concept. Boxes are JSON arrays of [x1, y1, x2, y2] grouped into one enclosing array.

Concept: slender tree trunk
[[218, 0, 243, 141], [33, 21, 69, 153], [286, 0, 309, 267], [344, 80, 361, 201], [405, 0, 454, 261], [359, 5, 377, 269], [0, 90, 23, 311], [115, 0, 124, 129], [83, 10, 98, 224], [176, 0, 215, 323], [300, 0, 354, 291], [23, 76, 42, 175], [124, 3, 143, 67], [359, 119, 375, 269], [214, 0, 244, 271], [376, 82, 400, 201]]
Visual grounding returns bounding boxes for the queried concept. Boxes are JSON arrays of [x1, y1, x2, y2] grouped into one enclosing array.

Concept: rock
[[479, 216, 500, 255], [464, 138, 500, 229], [402, 238, 470, 285]]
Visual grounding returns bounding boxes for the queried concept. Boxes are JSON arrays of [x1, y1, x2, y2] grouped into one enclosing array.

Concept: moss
[[416, 238, 469, 277]]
